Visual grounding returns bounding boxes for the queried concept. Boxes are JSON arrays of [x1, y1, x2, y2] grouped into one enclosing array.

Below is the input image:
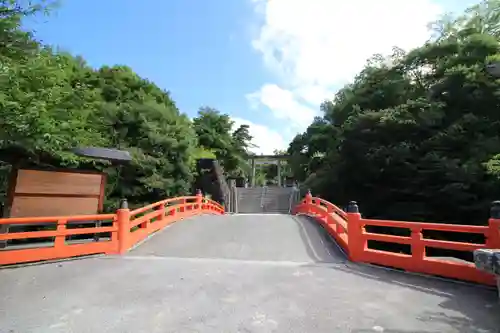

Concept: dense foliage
[[192, 107, 254, 177], [0, 0, 253, 211], [288, 0, 500, 225]]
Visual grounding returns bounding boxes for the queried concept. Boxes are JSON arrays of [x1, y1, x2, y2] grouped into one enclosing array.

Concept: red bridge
[[1, 191, 499, 332]]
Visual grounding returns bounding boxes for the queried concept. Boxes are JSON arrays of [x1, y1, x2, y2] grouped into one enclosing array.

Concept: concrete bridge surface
[[1, 214, 499, 332]]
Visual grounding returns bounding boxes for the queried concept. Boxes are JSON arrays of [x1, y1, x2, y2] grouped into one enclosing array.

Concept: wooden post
[[305, 190, 313, 204], [116, 199, 130, 254], [346, 201, 364, 262], [196, 189, 203, 211], [411, 226, 425, 271]]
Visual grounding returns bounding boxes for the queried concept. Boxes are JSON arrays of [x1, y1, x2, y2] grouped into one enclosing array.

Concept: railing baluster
[[411, 227, 425, 271], [54, 219, 67, 248]]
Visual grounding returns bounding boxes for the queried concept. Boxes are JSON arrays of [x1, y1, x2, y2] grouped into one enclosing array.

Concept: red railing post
[[116, 198, 131, 254], [346, 201, 364, 262], [196, 189, 203, 211], [305, 189, 313, 214], [54, 219, 67, 249], [179, 198, 186, 213], [487, 201, 500, 248], [305, 190, 313, 205], [411, 226, 425, 271], [154, 202, 165, 223], [170, 203, 176, 218]]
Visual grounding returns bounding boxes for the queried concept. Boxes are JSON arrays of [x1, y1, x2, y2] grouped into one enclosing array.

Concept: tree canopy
[[287, 0, 500, 224], [192, 107, 254, 177], [0, 0, 254, 211]]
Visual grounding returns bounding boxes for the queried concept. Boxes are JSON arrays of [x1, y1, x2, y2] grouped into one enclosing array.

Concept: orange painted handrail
[[0, 214, 118, 265], [123, 194, 224, 252], [293, 191, 500, 286], [0, 192, 224, 265]]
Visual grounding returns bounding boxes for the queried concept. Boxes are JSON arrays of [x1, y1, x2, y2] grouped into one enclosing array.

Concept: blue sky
[[25, 0, 477, 154]]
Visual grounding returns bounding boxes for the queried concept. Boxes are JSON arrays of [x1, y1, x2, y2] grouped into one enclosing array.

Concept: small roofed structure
[[71, 147, 132, 165], [1, 147, 131, 218]]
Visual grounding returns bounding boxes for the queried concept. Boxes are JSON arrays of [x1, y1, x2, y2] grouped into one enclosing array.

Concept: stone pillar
[[474, 248, 500, 301], [228, 179, 236, 213], [277, 160, 281, 187], [497, 276, 500, 301], [473, 201, 500, 302], [251, 158, 256, 187]]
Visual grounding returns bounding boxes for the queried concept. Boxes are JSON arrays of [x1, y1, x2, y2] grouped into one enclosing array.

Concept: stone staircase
[[235, 186, 295, 214], [235, 187, 263, 213]]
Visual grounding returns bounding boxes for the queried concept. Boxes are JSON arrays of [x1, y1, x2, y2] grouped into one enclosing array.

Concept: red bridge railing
[[293, 191, 500, 286], [0, 191, 224, 265]]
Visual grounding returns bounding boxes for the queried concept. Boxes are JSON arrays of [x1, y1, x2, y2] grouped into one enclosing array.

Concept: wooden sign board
[[254, 160, 278, 165], [6, 168, 106, 218]]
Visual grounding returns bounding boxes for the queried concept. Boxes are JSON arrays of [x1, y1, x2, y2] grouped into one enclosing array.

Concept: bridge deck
[[1, 214, 499, 332]]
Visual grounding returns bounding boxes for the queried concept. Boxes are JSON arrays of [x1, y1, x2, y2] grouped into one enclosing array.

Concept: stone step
[[235, 187, 294, 213]]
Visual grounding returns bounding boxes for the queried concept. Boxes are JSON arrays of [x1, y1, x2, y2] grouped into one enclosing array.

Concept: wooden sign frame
[[4, 167, 107, 218]]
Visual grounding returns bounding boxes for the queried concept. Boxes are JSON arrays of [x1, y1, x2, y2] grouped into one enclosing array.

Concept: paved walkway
[[1, 214, 499, 332]]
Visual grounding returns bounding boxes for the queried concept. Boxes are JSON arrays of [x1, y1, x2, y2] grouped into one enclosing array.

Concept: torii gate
[[249, 154, 290, 187]]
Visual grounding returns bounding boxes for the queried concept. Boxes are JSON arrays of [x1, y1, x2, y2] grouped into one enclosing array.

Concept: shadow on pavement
[[326, 262, 499, 333], [290, 215, 348, 263]]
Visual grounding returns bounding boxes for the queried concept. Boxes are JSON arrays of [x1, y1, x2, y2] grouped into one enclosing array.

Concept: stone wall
[[474, 249, 500, 301]]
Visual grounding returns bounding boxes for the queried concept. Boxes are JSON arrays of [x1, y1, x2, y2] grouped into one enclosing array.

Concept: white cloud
[[249, 0, 443, 133], [246, 83, 317, 130], [232, 117, 287, 155]]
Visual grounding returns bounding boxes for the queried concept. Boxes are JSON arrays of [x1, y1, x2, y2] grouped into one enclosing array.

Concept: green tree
[[192, 107, 254, 177], [0, 2, 200, 211], [289, 0, 500, 225]]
